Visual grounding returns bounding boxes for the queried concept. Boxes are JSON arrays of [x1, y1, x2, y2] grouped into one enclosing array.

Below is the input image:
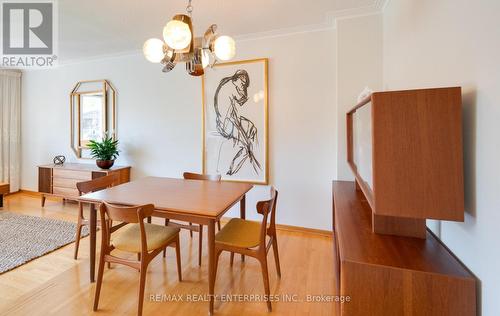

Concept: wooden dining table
[[79, 176, 253, 315]]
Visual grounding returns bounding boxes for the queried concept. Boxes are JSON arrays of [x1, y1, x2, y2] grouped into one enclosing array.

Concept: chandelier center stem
[[186, 0, 193, 16]]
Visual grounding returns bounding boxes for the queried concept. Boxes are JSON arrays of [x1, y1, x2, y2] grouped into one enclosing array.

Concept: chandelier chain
[[186, 0, 193, 16]]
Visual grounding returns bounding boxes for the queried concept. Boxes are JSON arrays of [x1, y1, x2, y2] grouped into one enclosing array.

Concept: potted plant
[[88, 135, 120, 169]]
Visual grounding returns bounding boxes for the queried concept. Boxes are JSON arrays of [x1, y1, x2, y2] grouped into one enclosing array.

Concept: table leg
[[240, 194, 246, 262], [89, 203, 97, 282], [207, 219, 216, 316]]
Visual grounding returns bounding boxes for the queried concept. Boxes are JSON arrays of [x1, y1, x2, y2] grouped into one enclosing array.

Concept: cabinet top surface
[[38, 163, 130, 172], [333, 181, 473, 279], [348, 86, 461, 113]]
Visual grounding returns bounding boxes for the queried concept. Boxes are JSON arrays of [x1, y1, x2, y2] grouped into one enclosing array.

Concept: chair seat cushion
[[215, 218, 262, 249], [112, 223, 180, 253]]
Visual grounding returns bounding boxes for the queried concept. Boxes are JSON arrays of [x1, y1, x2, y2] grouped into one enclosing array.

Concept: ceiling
[[58, 0, 379, 62]]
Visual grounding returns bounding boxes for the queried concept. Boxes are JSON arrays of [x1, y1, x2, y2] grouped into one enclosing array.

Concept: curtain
[[0, 70, 21, 192]]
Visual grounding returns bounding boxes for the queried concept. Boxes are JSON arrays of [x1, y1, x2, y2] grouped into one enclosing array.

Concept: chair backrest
[[101, 202, 154, 224], [256, 187, 278, 247], [76, 173, 119, 195], [183, 172, 221, 182], [99, 202, 155, 254]]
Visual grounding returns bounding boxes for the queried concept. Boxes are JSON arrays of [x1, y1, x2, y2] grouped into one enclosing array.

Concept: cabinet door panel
[[38, 167, 52, 193]]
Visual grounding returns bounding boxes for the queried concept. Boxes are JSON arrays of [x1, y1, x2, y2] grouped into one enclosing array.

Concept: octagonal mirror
[[70, 80, 117, 159]]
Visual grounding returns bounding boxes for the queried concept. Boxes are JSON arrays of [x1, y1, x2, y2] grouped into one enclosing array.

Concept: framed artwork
[[202, 58, 269, 184]]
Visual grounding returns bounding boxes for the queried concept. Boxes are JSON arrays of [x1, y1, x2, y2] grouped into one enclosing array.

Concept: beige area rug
[[0, 211, 88, 274]]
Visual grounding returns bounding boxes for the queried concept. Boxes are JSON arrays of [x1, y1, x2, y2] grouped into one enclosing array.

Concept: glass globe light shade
[[214, 36, 236, 61], [163, 20, 192, 50], [143, 38, 165, 63], [202, 49, 210, 68]]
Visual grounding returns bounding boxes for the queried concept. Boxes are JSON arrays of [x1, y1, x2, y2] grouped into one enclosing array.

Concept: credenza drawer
[[53, 186, 80, 197], [52, 177, 79, 189], [53, 169, 92, 180]]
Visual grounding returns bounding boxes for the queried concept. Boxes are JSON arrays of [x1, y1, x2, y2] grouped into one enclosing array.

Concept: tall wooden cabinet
[[347, 87, 464, 238], [38, 163, 130, 206]]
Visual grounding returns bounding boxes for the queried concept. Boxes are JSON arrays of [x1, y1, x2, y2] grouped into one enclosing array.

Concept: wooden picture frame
[[202, 58, 269, 184]]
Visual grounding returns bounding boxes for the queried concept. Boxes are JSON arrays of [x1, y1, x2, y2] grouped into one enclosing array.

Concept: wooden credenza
[[38, 163, 131, 206], [333, 181, 476, 316]]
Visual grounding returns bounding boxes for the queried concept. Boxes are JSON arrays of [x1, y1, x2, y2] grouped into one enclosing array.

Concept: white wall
[[383, 1, 500, 314], [336, 14, 383, 180], [21, 29, 337, 231]]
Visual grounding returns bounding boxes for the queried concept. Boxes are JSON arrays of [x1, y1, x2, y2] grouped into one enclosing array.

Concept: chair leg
[[198, 225, 203, 266], [163, 218, 170, 258], [107, 220, 113, 269], [272, 236, 281, 277], [93, 254, 106, 311], [74, 222, 83, 260], [74, 203, 84, 260], [214, 249, 223, 282], [230, 252, 234, 266], [175, 237, 182, 282], [259, 257, 272, 312], [137, 263, 148, 316], [189, 223, 193, 237], [217, 220, 221, 231]]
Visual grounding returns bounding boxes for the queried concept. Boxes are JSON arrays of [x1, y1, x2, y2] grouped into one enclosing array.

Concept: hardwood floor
[[0, 193, 335, 316]]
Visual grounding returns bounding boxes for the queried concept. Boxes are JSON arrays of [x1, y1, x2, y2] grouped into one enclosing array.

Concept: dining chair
[[74, 174, 118, 260], [213, 187, 281, 312], [163, 172, 222, 266], [93, 202, 182, 316]]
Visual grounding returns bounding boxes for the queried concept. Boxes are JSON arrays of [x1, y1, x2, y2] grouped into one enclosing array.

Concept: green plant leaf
[[87, 135, 119, 160]]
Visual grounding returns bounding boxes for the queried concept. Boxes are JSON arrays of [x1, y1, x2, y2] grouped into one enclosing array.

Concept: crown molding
[[20, 49, 143, 71], [330, 0, 389, 28], [234, 23, 335, 42], [217, 0, 391, 42], [330, 0, 389, 18], [378, 0, 391, 11]]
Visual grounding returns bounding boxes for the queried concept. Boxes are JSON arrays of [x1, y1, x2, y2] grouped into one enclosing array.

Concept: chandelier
[[142, 0, 236, 76]]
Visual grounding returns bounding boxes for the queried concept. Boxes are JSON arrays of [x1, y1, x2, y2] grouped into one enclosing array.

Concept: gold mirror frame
[[70, 80, 117, 158]]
